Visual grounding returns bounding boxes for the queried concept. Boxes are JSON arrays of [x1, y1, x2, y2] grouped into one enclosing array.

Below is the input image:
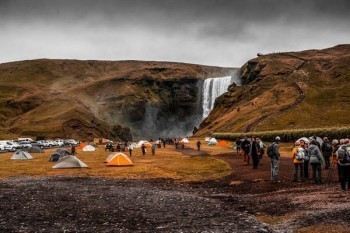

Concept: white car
[[0, 141, 21, 151], [65, 139, 79, 146], [54, 139, 64, 147]]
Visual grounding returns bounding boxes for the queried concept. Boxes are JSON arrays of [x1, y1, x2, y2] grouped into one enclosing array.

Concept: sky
[[0, 0, 349, 67]]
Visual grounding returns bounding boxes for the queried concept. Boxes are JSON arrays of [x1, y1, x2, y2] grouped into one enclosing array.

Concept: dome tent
[[82, 145, 96, 152], [106, 153, 133, 166], [11, 150, 33, 160], [52, 155, 88, 169], [208, 138, 218, 145]]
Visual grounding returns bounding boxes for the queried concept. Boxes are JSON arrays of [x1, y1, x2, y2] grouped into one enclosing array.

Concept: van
[[18, 138, 34, 143]]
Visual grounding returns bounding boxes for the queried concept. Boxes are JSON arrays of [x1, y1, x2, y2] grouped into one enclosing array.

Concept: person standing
[[241, 137, 251, 165], [309, 140, 324, 184], [141, 144, 146, 156], [257, 137, 266, 161], [336, 139, 350, 191], [250, 137, 260, 169], [235, 138, 242, 156], [332, 139, 341, 181], [71, 144, 76, 156], [322, 137, 333, 169], [151, 144, 156, 156], [268, 136, 281, 183], [304, 142, 310, 179], [292, 140, 305, 182], [128, 144, 134, 157], [197, 140, 201, 151]]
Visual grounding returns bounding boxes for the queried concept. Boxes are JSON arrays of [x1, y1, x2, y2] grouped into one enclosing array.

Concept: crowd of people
[[235, 136, 350, 191]]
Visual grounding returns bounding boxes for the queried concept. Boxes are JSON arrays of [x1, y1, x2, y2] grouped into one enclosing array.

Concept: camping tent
[[82, 145, 96, 152], [55, 148, 71, 156], [217, 140, 229, 146], [49, 152, 62, 162], [137, 140, 150, 148], [77, 143, 88, 150], [309, 136, 323, 146], [208, 138, 218, 145], [52, 155, 88, 169], [205, 137, 211, 142], [28, 146, 44, 153], [11, 150, 33, 160], [181, 138, 190, 143], [106, 153, 133, 166]]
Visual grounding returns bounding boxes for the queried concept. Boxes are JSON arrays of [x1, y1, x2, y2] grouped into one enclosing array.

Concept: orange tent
[[143, 142, 152, 148], [106, 153, 133, 166], [217, 140, 229, 147], [77, 143, 88, 150]]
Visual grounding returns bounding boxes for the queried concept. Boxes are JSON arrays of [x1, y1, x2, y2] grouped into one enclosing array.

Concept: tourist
[[250, 137, 260, 169], [268, 136, 281, 183], [128, 144, 134, 157], [256, 137, 266, 160], [241, 137, 251, 165], [181, 141, 185, 150], [141, 144, 146, 156], [151, 144, 156, 155], [322, 137, 333, 169], [71, 144, 76, 156], [292, 140, 305, 182], [332, 139, 340, 181], [197, 140, 201, 151], [309, 139, 324, 184], [336, 139, 350, 191], [235, 138, 242, 155], [304, 142, 310, 179]]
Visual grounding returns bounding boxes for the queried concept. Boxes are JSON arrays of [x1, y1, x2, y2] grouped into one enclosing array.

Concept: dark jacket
[[241, 140, 251, 153]]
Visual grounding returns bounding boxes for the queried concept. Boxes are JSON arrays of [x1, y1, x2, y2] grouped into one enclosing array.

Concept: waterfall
[[202, 72, 241, 119]]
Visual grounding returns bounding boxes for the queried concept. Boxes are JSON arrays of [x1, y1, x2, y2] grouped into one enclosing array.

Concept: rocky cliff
[[0, 59, 235, 140], [195, 44, 350, 136]]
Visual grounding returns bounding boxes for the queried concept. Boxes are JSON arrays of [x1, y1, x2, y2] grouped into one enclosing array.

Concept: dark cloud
[[0, 0, 349, 66]]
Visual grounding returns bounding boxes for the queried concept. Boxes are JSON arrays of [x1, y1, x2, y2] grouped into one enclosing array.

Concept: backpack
[[295, 148, 305, 160], [267, 143, 275, 158], [338, 146, 350, 164], [324, 142, 332, 152]]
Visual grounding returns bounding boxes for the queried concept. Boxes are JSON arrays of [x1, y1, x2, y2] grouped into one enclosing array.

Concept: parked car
[[30, 141, 45, 148], [0, 141, 22, 151], [41, 140, 55, 148], [18, 141, 32, 148], [65, 139, 79, 146], [18, 138, 34, 144], [54, 139, 64, 147]]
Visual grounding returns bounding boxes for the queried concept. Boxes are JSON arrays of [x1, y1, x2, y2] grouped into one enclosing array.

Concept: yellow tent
[[106, 153, 133, 166]]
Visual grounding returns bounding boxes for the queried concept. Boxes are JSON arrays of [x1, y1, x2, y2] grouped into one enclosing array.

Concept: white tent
[[11, 150, 33, 160], [137, 140, 149, 148], [52, 155, 88, 169], [205, 137, 211, 142], [181, 138, 190, 143], [208, 138, 218, 145], [296, 137, 310, 144], [82, 145, 96, 152], [309, 136, 323, 146]]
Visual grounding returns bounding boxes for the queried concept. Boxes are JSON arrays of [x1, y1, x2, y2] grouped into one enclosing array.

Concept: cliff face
[[195, 44, 350, 136], [0, 59, 235, 140]]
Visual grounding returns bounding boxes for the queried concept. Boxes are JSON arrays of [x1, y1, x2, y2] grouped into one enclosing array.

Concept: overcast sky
[[0, 0, 349, 67]]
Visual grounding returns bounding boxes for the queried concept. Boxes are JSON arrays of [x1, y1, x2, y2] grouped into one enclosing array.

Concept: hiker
[[336, 139, 350, 191], [162, 139, 166, 148], [322, 137, 333, 169], [292, 140, 305, 182], [268, 136, 280, 183], [117, 143, 121, 152], [141, 144, 146, 156], [250, 137, 260, 169], [332, 139, 341, 181], [309, 139, 324, 184], [304, 142, 310, 179], [151, 144, 156, 155], [241, 137, 251, 165], [175, 141, 179, 149], [235, 138, 242, 155], [311, 136, 321, 149], [257, 137, 266, 160], [71, 145, 76, 156], [128, 144, 134, 157], [181, 141, 185, 150], [197, 140, 201, 151]]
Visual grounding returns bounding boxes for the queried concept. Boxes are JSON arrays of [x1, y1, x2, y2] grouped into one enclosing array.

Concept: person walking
[[292, 140, 305, 182], [241, 137, 251, 165], [128, 144, 134, 157], [151, 144, 156, 155], [336, 139, 350, 191], [309, 139, 324, 184], [304, 142, 310, 179], [268, 136, 281, 183], [196, 140, 201, 151], [332, 139, 341, 181], [235, 138, 242, 156], [141, 144, 146, 156], [257, 137, 266, 161], [322, 137, 333, 169], [250, 137, 260, 169]]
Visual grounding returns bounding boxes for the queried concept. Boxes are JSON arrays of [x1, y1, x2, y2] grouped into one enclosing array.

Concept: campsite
[[1, 139, 349, 232]]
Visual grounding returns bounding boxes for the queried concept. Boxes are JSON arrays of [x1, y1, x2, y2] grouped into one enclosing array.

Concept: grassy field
[[0, 140, 233, 181]]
